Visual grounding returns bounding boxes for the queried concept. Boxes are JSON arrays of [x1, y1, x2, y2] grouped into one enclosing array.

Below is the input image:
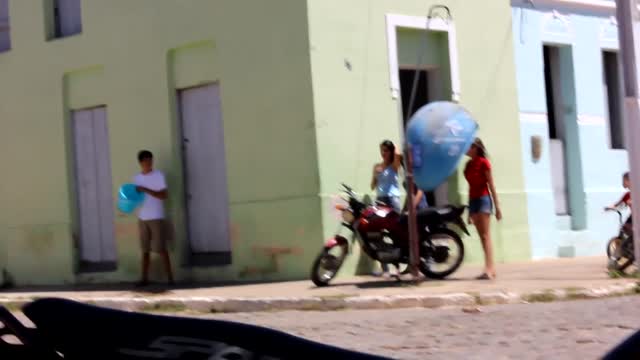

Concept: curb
[[0, 283, 637, 314]]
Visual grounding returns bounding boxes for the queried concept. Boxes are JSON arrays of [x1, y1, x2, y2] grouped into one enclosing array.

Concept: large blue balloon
[[117, 183, 145, 214], [406, 101, 479, 191]]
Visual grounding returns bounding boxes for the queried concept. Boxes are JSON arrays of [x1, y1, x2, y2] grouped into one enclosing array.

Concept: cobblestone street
[[201, 296, 640, 360]]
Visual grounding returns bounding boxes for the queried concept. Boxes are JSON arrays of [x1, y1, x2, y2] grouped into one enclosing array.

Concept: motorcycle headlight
[[342, 209, 355, 223]]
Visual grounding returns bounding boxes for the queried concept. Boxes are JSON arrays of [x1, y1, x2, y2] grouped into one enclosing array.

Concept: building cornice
[[512, 0, 639, 14]]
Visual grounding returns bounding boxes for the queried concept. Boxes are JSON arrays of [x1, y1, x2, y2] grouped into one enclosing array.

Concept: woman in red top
[[464, 138, 502, 280]]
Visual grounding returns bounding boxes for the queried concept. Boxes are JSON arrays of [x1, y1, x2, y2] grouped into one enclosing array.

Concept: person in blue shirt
[[370, 140, 429, 277], [371, 140, 402, 213], [370, 140, 402, 277]]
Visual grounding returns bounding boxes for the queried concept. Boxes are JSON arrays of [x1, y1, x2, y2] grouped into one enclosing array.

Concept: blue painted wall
[[512, 6, 629, 259]]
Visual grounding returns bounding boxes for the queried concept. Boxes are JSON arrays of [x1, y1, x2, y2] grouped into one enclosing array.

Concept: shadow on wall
[[1, 269, 14, 289], [238, 246, 305, 278], [355, 254, 376, 276]]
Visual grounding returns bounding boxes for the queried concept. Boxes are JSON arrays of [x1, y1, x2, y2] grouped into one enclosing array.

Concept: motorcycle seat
[[400, 205, 465, 225]]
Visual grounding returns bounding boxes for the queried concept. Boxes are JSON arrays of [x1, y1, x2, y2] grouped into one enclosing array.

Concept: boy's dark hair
[[137, 150, 153, 162], [624, 172, 630, 180]]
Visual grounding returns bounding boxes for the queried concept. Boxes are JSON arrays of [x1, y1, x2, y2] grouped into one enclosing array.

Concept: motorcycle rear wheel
[[311, 245, 348, 287], [607, 237, 622, 259], [419, 228, 465, 279], [607, 237, 634, 273]]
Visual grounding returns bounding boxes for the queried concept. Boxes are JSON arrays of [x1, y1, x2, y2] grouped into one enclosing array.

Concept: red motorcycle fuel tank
[[357, 205, 402, 234]]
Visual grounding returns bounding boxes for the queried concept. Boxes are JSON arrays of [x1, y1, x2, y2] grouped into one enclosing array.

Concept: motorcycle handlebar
[[341, 183, 356, 196], [605, 208, 624, 224]]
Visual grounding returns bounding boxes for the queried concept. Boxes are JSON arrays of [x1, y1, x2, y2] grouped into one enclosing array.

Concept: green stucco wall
[[0, 0, 321, 285], [0, 0, 531, 287], [306, 0, 531, 274]]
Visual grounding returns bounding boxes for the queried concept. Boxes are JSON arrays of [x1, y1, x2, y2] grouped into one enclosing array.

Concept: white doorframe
[[385, 14, 461, 102]]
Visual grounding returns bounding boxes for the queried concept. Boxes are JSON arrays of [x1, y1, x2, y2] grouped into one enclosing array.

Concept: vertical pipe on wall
[[616, 0, 640, 265]]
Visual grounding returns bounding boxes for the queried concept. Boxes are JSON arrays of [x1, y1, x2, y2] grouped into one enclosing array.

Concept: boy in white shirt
[[134, 150, 174, 286]]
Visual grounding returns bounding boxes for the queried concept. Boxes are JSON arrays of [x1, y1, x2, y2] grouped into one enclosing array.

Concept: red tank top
[[464, 157, 491, 199], [621, 192, 631, 209]]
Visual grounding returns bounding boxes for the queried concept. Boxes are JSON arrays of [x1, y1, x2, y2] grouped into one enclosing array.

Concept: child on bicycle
[[605, 172, 632, 234]]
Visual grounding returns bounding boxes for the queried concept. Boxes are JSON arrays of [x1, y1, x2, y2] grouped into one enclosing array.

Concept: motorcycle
[[311, 183, 469, 287], [606, 208, 635, 272]]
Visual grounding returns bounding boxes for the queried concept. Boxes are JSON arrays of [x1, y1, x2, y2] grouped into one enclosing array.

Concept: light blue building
[[511, 0, 629, 259]]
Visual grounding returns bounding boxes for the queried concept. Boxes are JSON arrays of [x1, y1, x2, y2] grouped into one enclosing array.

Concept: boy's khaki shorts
[[138, 219, 168, 253]]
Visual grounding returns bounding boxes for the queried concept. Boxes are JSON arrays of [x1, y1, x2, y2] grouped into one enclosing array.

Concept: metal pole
[[616, 0, 640, 265], [401, 5, 451, 280], [404, 145, 421, 278]]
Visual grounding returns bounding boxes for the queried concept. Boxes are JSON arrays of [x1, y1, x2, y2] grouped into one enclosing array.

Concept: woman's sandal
[[475, 273, 496, 280]]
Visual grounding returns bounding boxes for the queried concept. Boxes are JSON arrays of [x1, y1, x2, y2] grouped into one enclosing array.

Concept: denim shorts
[[377, 196, 402, 213], [469, 195, 493, 215]]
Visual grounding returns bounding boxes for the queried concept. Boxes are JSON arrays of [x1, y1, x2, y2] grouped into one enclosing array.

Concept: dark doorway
[[602, 50, 625, 149], [400, 69, 429, 124], [399, 68, 436, 206]]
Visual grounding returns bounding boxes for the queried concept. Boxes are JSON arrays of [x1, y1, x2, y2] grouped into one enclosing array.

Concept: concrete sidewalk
[[0, 257, 637, 313]]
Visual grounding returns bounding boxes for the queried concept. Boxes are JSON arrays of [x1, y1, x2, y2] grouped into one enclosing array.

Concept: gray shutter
[[0, 0, 10, 52], [179, 84, 231, 253], [57, 0, 82, 37], [73, 109, 101, 262], [92, 107, 117, 262], [72, 107, 116, 264]]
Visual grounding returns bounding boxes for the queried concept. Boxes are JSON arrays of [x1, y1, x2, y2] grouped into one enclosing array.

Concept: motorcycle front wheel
[[310, 245, 348, 287], [419, 228, 465, 279]]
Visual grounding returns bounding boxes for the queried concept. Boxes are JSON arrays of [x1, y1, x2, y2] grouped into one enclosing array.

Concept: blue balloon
[[117, 183, 145, 213], [406, 102, 479, 191]]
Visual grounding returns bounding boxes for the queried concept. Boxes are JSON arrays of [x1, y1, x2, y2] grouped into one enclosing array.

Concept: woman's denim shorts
[[469, 195, 493, 215]]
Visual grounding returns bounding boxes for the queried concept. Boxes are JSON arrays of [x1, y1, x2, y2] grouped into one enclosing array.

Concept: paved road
[[198, 296, 640, 360]]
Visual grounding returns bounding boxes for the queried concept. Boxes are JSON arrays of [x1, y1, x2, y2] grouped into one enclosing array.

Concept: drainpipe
[[616, 0, 640, 266]]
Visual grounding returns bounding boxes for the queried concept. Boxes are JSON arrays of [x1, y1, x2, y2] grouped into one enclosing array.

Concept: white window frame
[[385, 14, 461, 102], [540, 10, 574, 41], [600, 16, 619, 48]]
